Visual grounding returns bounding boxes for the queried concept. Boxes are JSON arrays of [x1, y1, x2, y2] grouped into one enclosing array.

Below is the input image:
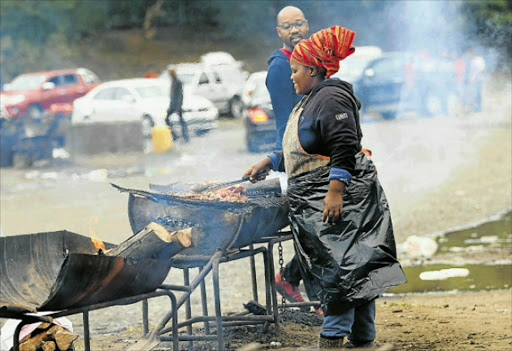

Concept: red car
[[0, 68, 101, 120]]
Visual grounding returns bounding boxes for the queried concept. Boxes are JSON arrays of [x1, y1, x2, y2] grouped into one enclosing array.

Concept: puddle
[[389, 263, 511, 294], [392, 211, 511, 293], [436, 211, 512, 253]]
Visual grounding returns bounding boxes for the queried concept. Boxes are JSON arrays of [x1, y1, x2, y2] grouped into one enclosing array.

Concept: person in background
[[465, 48, 486, 112], [244, 26, 406, 349], [143, 69, 159, 79], [166, 68, 189, 143], [266, 5, 321, 311]]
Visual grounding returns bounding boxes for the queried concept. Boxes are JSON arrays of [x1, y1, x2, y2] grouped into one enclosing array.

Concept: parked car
[[347, 52, 458, 119], [161, 61, 248, 118], [72, 78, 218, 137], [199, 51, 239, 66], [241, 71, 267, 106], [242, 72, 277, 153], [0, 68, 100, 121], [333, 46, 382, 84]]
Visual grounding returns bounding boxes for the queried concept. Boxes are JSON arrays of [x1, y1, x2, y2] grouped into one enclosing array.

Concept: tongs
[[190, 172, 269, 193]]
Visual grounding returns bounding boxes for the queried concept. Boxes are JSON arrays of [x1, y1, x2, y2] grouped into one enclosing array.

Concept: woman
[[243, 26, 406, 349]]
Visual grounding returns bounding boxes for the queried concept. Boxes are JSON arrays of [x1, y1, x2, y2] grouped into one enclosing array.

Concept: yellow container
[[151, 125, 173, 153]]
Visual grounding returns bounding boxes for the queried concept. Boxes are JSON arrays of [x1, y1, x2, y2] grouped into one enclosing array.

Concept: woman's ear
[[310, 67, 318, 77]]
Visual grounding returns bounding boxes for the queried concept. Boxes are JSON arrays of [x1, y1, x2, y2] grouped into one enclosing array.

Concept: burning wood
[[105, 222, 193, 260], [14, 323, 78, 351]]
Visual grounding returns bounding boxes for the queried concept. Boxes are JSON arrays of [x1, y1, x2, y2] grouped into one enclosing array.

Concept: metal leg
[[12, 320, 27, 351], [83, 311, 90, 351], [199, 266, 210, 335], [183, 268, 193, 350], [249, 244, 258, 302], [167, 292, 179, 351], [212, 256, 223, 351], [143, 298, 149, 335], [268, 239, 280, 336]]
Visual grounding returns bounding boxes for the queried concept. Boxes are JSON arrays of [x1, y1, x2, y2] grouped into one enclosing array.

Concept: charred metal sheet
[[0, 231, 172, 314]]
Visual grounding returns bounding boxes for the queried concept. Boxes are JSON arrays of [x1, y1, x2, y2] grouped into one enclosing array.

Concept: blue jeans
[[320, 299, 376, 342]]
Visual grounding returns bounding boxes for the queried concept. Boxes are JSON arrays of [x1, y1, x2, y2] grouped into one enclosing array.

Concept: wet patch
[[436, 211, 512, 253], [389, 263, 511, 293]]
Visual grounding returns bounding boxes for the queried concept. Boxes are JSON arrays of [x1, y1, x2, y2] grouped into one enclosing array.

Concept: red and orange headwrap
[[291, 25, 356, 78]]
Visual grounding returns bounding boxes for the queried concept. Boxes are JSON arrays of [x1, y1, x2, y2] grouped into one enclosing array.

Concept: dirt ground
[[83, 290, 511, 351]]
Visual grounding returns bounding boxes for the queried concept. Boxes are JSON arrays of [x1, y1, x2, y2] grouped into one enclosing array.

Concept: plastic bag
[[287, 152, 407, 312]]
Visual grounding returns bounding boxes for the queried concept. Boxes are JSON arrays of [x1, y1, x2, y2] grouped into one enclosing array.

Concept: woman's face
[[290, 59, 317, 95]]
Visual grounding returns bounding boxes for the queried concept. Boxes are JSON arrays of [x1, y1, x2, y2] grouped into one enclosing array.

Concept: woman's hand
[[243, 157, 273, 183], [322, 180, 345, 224]]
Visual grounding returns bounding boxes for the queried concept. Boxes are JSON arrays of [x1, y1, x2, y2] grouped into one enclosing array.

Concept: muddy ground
[[1, 79, 511, 350]]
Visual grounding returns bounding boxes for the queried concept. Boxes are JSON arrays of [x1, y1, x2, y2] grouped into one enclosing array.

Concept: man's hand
[[322, 180, 345, 224], [243, 157, 273, 183]]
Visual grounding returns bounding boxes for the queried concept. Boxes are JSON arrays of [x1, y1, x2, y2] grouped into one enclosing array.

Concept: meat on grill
[[172, 185, 248, 202]]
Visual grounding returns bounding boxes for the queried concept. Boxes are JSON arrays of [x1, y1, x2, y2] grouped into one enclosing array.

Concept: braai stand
[[137, 230, 320, 351], [138, 244, 275, 351]]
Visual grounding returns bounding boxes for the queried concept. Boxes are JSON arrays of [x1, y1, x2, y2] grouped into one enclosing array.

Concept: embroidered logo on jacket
[[335, 113, 348, 121]]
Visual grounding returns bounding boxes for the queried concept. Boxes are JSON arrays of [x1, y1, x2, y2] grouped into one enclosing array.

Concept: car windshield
[[135, 85, 168, 98], [251, 82, 270, 102], [176, 73, 195, 85], [7, 74, 47, 91]]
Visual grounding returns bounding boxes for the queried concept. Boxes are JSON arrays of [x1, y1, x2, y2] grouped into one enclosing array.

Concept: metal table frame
[[5, 289, 179, 351], [141, 245, 275, 351]]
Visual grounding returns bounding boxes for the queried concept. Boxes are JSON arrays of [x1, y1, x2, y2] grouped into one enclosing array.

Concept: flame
[[88, 216, 105, 251], [91, 237, 106, 251]]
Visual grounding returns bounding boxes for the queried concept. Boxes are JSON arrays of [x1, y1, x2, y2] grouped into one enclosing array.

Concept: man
[[166, 68, 189, 142], [266, 6, 320, 311]]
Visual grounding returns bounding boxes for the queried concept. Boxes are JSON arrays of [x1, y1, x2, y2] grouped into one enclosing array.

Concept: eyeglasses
[[277, 19, 308, 31]]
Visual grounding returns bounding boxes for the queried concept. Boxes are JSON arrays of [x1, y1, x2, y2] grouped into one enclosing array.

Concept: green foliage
[[460, 0, 512, 58], [1, 0, 511, 81]]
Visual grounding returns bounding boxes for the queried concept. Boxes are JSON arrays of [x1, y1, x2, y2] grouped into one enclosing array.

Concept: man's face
[[276, 11, 309, 50]]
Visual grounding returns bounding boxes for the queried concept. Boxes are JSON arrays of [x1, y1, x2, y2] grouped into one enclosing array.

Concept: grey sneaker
[[319, 336, 344, 349], [344, 340, 376, 349]]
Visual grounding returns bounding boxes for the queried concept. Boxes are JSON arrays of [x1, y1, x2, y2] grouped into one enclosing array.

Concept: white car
[[161, 61, 249, 118], [72, 78, 218, 136], [241, 71, 267, 106], [333, 46, 383, 83]]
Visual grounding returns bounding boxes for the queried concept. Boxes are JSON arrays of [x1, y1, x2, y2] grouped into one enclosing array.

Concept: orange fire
[[89, 216, 106, 251], [91, 237, 106, 251]]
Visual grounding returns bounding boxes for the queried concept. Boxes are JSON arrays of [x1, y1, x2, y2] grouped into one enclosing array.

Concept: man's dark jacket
[[266, 49, 302, 150], [169, 77, 184, 113]]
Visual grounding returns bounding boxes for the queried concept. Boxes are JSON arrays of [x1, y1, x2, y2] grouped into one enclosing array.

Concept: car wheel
[[142, 115, 154, 137], [229, 96, 243, 119], [381, 111, 397, 120]]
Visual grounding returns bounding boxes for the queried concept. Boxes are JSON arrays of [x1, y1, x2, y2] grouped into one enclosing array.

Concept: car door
[[358, 56, 404, 110], [44, 74, 82, 107], [88, 87, 118, 122], [112, 87, 139, 122]]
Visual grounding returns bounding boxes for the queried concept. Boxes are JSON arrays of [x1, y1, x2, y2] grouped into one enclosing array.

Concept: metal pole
[[199, 265, 211, 335], [183, 268, 193, 350], [268, 238, 280, 336], [143, 299, 149, 335], [212, 255, 223, 351], [83, 311, 90, 351], [249, 244, 259, 302]]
